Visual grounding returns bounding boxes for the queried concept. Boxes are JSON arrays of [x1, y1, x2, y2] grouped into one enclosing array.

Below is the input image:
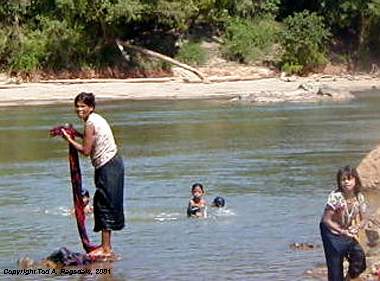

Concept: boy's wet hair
[[81, 189, 90, 198], [74, 92, 96, 108], [213, 196, 225, 208], [336, 165, 362, 194], [191, 183, 204, 192]]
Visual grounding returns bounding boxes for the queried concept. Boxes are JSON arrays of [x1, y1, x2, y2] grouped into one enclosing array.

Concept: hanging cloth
[[50, 124, 100, 253]]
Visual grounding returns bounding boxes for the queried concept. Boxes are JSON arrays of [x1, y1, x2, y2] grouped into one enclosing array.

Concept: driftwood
[[116, 39, 207, 82]]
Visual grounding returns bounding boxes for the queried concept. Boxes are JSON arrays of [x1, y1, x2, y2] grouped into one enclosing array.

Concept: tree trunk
[[116, 40, 207, 82], [354, 12, 369, 72]]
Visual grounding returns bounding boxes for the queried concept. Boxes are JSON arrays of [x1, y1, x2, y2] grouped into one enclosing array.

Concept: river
[[1, 90, 380, 280]]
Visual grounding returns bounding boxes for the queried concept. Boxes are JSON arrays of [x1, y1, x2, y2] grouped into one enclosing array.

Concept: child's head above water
[[81, 189, 90, 206], [212, 196, 225, 208], [191, 183, 205, 200]]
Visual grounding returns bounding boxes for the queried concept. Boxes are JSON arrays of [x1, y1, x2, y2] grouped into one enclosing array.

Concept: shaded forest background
[[1, 0, 380, 79]]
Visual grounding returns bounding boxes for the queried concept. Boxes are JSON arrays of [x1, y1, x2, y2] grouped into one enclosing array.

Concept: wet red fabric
[[50, 124, 100, 253]]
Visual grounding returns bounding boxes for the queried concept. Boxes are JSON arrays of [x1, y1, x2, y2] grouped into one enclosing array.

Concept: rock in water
[[357, 144, 380, 191], [17, 256, 35, 268]]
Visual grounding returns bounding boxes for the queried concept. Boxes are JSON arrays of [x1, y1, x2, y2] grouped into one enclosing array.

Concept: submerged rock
[[230, 84, 354, 104], [289, 242, 321, 250]]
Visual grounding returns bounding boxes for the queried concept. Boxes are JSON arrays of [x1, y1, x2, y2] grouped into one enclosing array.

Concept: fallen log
[[116, 39, 207, 82]]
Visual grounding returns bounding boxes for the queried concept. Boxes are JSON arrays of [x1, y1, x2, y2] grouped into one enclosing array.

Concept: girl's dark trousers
[[320, 222, 366, 281]]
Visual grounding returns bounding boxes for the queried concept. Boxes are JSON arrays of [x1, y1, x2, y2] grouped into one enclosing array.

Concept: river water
[[1, 91, 380, 281]]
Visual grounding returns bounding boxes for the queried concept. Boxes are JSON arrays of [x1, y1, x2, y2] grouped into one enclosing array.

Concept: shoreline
[[0, 75, 379, 107]]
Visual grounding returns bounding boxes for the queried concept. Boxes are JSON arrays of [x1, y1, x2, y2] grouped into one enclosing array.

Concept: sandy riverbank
[[0, 75, 379, 107]]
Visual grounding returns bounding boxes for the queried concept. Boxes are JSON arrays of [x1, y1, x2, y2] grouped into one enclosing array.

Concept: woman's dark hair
[[191, 183, 204, 192], [336, 165, 362, 194], [74, 92, 96, 108]]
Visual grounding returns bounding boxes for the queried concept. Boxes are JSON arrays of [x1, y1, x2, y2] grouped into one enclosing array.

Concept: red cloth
[[50, 124, 100, 253]]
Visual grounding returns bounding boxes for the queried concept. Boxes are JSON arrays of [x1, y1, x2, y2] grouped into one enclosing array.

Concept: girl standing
[[320, 165, 367, 281], [62, 92, 125, 257]]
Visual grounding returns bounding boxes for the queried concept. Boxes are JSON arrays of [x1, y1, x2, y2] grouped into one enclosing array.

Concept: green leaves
[[280, 11, 330, 74], [222, 17, 280, 64]]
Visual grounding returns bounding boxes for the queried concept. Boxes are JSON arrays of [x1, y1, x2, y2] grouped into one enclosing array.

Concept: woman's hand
[[61, 128, 71, 141]]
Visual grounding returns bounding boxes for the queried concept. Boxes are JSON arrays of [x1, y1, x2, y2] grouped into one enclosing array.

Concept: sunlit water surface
[[1, 90, 380, 281]]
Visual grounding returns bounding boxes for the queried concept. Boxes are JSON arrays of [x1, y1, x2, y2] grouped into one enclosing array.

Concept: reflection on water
[[1, 91, 380, 280]]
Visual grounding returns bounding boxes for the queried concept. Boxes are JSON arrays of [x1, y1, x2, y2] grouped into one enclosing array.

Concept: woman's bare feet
[[88, 247, 108, 257], [88, 247, 119, 261]]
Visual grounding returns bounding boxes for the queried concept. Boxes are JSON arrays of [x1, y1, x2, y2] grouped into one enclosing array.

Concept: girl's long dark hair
[[336, 165, 362, 195], [191, 183, 204, 193]]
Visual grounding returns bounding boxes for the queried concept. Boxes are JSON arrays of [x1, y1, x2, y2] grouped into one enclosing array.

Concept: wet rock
[[280, 72, 298, 82], [366, 228, 380, 248], [357, 145, 380, 191], [289, 242, 321, 250], [316, 84, 355, 100], [17, 256, 35, 269], [298, 82, 319, 92]]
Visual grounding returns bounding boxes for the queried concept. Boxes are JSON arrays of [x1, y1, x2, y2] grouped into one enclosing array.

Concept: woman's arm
[[61, 123, 95, 156]]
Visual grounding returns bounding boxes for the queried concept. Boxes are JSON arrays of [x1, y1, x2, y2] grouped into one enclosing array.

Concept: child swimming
[[211, 196, 225, 208], [187, 183, 207, 218]]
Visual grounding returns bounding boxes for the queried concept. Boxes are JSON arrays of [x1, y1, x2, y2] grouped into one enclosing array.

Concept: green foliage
[[222, 17, 280, 64], [149, 0, 198, 30], [279, 11, 330, 74], [38, 17, 89, 69], [107, 0, 146, 23], [0, 28, 9, 59], [208, 0, 280, 19], [175, 41, 207, 66], [369, 0, 380, 16], [280, 63, 304, 75], [9, 30, 46, 72]]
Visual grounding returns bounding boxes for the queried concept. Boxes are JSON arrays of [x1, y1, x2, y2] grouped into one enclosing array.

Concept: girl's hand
[[341, 229, 355, 238], [348, 226, 359, 235]]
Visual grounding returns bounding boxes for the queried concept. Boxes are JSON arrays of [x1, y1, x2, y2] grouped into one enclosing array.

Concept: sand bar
[[0, 76, 379, 107]]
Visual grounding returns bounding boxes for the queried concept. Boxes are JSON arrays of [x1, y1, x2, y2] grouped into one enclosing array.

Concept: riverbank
[[0, 73, 379, 107]]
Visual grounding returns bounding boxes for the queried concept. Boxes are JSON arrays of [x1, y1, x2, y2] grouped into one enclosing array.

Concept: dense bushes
[[175, 41, 207, 66], [279, 11, 330, 74], [222, 17, 280, 64]]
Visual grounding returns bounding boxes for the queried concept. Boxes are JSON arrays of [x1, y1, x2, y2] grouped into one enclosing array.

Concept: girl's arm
[[322, 206, 354, 237], [62, 123, 95, 156], [358, 205, 369, 230], [187, 201, 193, 217]]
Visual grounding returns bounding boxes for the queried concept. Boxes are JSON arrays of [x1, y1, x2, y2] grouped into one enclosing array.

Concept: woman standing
[[62, 92, 125, 257]]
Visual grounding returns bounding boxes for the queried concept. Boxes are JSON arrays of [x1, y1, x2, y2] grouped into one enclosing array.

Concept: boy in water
[[211, 196, 225, 208], [70, 189, 93, 216]]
